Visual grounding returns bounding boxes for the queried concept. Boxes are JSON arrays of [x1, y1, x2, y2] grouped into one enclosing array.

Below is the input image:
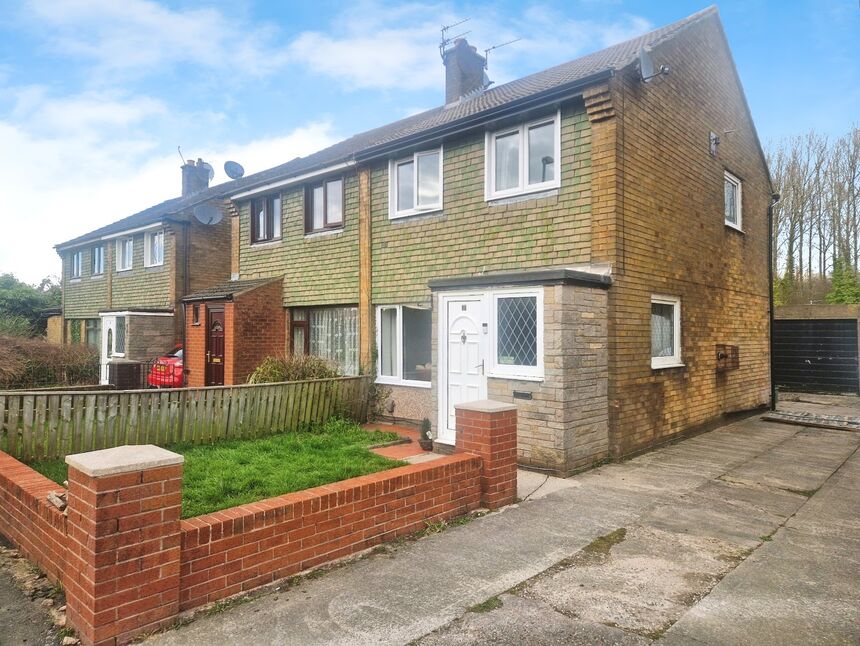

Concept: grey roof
[[182, 278, 280, 302], [56, 7, 717, 251]]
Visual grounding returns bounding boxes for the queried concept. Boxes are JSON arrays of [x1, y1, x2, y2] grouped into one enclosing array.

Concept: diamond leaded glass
[[497, 296, 537, 366]]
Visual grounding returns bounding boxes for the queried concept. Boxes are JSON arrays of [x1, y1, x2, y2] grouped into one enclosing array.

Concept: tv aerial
[[638, 48, 669, 83], [439, 18, 471, 59], [224, 161, 245, 180], [192, 202, 223, 226]]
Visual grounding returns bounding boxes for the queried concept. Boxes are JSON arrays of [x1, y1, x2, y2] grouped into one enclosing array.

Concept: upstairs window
[[486, 111, 560, 199], [389, 148, 442, 218], [92, 246, 104, 275], [305, 178, 344, 233], [251, 194, 282, 243], [144, 229, 164, 267], [376, 305, 432, 385], [71, 251, 83, 279], [116, 237, 133, 272], [651, 295, 682, 369], [724, 171, 742, 230]]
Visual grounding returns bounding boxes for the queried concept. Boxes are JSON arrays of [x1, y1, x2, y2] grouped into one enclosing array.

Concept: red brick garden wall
[[0, 451, 68, 584], [178, 454, 481, 609]]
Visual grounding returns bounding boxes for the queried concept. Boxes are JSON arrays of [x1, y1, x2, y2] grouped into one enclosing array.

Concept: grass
[[27, 418, 404, 519]]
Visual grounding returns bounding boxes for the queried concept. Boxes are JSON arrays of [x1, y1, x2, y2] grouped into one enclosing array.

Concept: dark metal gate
[[773, 319, 859, 393]]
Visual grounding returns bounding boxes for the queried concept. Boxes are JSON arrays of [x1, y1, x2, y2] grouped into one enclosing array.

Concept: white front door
[[100, 315, 117, 384], [438, 296, 487, 444]]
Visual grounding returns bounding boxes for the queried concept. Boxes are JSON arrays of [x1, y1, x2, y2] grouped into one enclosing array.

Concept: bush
[[247, 354, 341, 384], [0, 336, 100, 390], [0, 315, 34, 338]]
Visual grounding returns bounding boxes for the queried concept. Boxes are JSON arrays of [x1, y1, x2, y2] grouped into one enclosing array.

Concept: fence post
[[64, 445, 183, 646], [454, 400, 518, 509]]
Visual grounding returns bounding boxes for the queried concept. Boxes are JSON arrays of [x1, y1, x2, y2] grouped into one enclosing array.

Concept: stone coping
[[65, 444, 183, 477], [454, 400, 518, 413]]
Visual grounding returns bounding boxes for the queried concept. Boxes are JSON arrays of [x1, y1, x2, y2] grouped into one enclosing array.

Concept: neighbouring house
[[55, 159, 232, 384], [182, 6, 767, 474]]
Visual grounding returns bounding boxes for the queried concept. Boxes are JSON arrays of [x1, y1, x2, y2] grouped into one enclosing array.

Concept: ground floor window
[[651, 295, 682, 369], [84, 319, 100, 348], [292, 306, 358, 375], [376, 305, 431, 386], [489, 290, 544, 379]]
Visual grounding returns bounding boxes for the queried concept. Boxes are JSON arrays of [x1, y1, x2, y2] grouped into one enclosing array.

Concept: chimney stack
[[182, 158, 211, 197], [443, 38, 487, 104]]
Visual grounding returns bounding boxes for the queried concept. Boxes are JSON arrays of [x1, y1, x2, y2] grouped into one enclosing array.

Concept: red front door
[[205, 308, 225, 386]]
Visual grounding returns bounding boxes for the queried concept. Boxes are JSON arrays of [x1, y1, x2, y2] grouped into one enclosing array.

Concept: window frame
[[305, 177, 345, 234], [487, 289, 544, 380], [650, 295, 683, 369], [91, 245, 104, 276], [485, 110, 561, 200], [115, 237, 133, 272], [71, 251, 83, 279], [724, 170, 743, 231], [191, 304, 200, 326], [144, 229, 165, 267], [250, 194, 283, 245], [375, 304, 432, 388], [388, 146, 444, 219]]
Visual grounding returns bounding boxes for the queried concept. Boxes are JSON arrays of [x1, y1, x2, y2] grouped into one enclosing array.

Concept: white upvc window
[[92, 246, 104, 275], [389, 147, 443, 218], [724, 171, 742, 230], [485, 111, 561, 200], [488, 289, 544, 380], [144, 229, 164, 267], [376, 305, 432, 387], [116, 237, 133, 271], [71, 251, 83, 279], [651, 295, 683, 369]]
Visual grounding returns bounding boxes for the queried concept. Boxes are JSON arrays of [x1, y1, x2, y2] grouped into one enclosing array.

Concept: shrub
[[247, 354, 341, 384], [0, 336, 99, 390], [0, 315, 34, 338]]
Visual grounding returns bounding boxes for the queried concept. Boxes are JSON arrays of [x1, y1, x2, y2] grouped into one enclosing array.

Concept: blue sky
[[0, 0, 857, 283]]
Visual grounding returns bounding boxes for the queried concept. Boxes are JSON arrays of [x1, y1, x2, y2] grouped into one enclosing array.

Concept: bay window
[[376, 305, 432, 386], [389, 148, 443, 218], [486, 111, 560, 199]]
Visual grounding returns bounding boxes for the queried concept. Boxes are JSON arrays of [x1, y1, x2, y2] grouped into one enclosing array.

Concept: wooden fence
[[0, 376, 371, 462]]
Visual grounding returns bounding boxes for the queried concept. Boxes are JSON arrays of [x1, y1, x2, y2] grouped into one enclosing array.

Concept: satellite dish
[[638, 47, 669, 83], [192, 202, 223, 225], [224, 161, 245, 180], [201, 162, 215, 182]]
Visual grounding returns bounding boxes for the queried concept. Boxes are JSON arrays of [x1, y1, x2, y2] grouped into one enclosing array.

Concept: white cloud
[[22, 0, 292, 80]]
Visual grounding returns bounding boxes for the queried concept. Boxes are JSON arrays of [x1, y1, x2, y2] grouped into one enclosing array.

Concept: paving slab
[[419, 594, 651, 646]]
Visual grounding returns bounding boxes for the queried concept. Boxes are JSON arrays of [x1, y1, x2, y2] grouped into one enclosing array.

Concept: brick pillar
[[64, 445, 183, 646], [454, 400, 518, 509]]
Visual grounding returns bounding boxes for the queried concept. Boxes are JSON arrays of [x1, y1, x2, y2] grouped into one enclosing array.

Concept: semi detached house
[[62, 6, 774, 475]]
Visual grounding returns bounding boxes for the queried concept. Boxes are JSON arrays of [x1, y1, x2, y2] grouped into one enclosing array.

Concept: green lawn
[[28, 418, 404, 519]]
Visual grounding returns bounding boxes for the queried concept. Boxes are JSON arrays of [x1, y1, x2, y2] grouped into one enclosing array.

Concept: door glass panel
[[494, 131, 519, 191], [396, 161, 414, 211], [497, 296, 537, 366], [379, 308, 398, 377], [402, 307, 431, 381], [416, 152, 440, 207], [114, 316, 126, 354], [527, 121, 555, 185]]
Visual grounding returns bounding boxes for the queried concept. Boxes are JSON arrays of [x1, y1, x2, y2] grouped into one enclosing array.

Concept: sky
[[0, 0, 857, 284]]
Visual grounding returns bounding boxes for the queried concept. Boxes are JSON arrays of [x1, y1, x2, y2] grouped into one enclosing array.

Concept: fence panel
[[0, 376, 372, 462]]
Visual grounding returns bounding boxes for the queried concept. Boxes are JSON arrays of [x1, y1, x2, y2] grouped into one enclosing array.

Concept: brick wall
[[178, 454, 481, 610], [591, 13, 772, 456], [184, 303, 208, 388], [0, 451, 68, 584]]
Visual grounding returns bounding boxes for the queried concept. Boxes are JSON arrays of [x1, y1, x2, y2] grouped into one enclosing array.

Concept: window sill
[[487, 372, 544, 383], [70, 277, 82, 283], [91, 274, 104, 280], [724, 222, 744, 234], [389, 207, 443, 221], [304, 228, 343, 239], [250, 238, 282, 248], [115, 268, 132, 273], [487, 187, 559, 206], [651, 361, 685, 370], [376, 377, 432, 389]]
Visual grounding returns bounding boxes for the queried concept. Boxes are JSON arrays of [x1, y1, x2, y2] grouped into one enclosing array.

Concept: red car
[[147, 345, 184, 388]]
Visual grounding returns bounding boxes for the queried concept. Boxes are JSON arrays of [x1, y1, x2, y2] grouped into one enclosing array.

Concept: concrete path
[[147, 415, 860, 646]]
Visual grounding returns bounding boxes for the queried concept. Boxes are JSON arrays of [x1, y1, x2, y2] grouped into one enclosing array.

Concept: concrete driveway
[[148, 411, 860, 646]]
